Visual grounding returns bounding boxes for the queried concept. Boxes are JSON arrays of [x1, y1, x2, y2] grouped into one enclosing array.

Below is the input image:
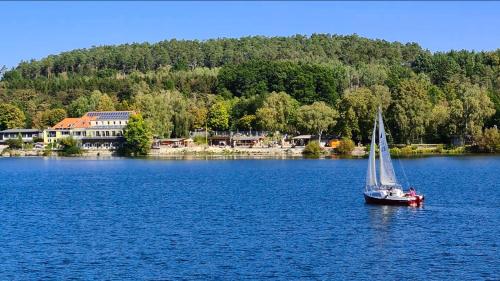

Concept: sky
[[1, 1, 499, 68]]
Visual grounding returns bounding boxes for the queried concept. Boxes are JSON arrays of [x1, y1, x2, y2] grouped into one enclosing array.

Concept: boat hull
[[364, 193, 424, 206]]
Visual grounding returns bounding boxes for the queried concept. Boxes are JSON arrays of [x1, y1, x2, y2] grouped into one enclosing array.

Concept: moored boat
[[364, 108, 424, 206]]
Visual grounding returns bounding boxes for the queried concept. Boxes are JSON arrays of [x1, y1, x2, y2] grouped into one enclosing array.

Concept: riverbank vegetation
[[58, 136, 82, 156], [302, 141, 323, 157], [122, 113, 153, 156], [389, 145, 466, 157], [471, 127, 500, 153], [6, 135, 24, 150], [0, 34, 498, 151], [336, 138, 356, 155]]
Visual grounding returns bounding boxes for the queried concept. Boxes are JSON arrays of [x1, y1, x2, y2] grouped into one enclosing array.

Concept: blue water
[[0, 157, 498, 280]]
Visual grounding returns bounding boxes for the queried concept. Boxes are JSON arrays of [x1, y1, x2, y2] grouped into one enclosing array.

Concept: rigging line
[[398, 157, 410, 188]]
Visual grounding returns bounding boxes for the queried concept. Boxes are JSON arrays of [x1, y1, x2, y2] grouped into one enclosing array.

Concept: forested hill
[[4, 34, 424, 77], [0, 34, 499, 146]]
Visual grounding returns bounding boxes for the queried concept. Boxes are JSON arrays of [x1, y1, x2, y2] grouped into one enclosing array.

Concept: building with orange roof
[[43, 111, 134, 150]]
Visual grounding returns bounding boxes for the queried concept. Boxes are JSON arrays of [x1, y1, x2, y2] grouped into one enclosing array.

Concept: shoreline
[[1, 146, 498, 160]]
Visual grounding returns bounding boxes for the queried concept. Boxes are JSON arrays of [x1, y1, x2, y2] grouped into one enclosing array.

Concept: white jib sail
[[378, 108, 398, 186], [366, 115, 378, 188]]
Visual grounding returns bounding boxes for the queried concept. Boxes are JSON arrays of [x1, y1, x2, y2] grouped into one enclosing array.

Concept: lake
[[0, 156, 498, 280]]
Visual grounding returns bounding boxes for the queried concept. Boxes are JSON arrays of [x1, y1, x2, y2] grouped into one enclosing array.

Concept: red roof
[[51, 116, 96, 129]]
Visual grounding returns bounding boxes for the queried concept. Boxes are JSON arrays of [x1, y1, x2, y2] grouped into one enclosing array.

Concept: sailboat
[[364, 108, 424, 206]]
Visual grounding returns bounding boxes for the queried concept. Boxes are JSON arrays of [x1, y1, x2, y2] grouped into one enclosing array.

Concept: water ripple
[[0, 157, 498, 280]]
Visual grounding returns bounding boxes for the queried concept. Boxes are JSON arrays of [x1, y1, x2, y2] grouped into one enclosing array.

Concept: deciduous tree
[[256, 92, 299, 133], [132, 91, 173, 138], [123, 113, 152, 156], [0, 103, 25, 130], [448, 84, 495, 140], [473, 127, 500, 153], [389, 76, 432, 143], [32, 108, 67, 129], [297, 101, 338, 144], [208, 101, 230, 131], [96, 93, 115, 111], [336, 86, 391, 142], [237, 115, 256, 131]]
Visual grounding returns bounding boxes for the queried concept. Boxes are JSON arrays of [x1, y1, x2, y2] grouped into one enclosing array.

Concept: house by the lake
[[291, 135, 340, 147], [0, 129, 42, 144], [156, 138, 194, 147], [232, 135, 265, 147], [208, 131, 231, 146], [292, 135, 313, 146], [44, 111, 134, 149]]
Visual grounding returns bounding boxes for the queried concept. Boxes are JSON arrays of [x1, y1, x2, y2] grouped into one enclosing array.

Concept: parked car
[[34, 142, 45, 149]]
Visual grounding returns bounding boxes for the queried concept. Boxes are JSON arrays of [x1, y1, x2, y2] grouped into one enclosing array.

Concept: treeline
[[3, 34, 423, 78], [0, 34, 499, 147]]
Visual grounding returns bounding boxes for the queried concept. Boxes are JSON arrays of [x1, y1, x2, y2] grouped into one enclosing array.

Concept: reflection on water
[[366, 204, 426, 248], [368, 205, 424, 228], [368, 205, 399, 228]]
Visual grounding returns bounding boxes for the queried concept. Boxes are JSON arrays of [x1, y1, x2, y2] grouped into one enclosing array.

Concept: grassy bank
[[389, 145, 467, 157], [359, 144, 500, 158]]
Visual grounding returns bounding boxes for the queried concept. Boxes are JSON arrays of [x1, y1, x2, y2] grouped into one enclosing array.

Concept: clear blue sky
[[1, 1, 499, 68]]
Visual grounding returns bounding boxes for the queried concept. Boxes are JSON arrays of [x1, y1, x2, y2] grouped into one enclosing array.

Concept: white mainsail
[[378, 108, 398, 186], [366, 115, 378, 188]]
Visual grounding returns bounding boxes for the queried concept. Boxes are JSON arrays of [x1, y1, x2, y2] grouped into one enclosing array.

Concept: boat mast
[[366, 112, 378, 190]]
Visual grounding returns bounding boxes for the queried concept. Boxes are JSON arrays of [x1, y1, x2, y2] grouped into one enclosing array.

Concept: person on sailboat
[[407, 187, 417, 197]]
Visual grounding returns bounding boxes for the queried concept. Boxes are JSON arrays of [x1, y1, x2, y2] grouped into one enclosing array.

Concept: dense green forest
[[0, 34, 498, 147]]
